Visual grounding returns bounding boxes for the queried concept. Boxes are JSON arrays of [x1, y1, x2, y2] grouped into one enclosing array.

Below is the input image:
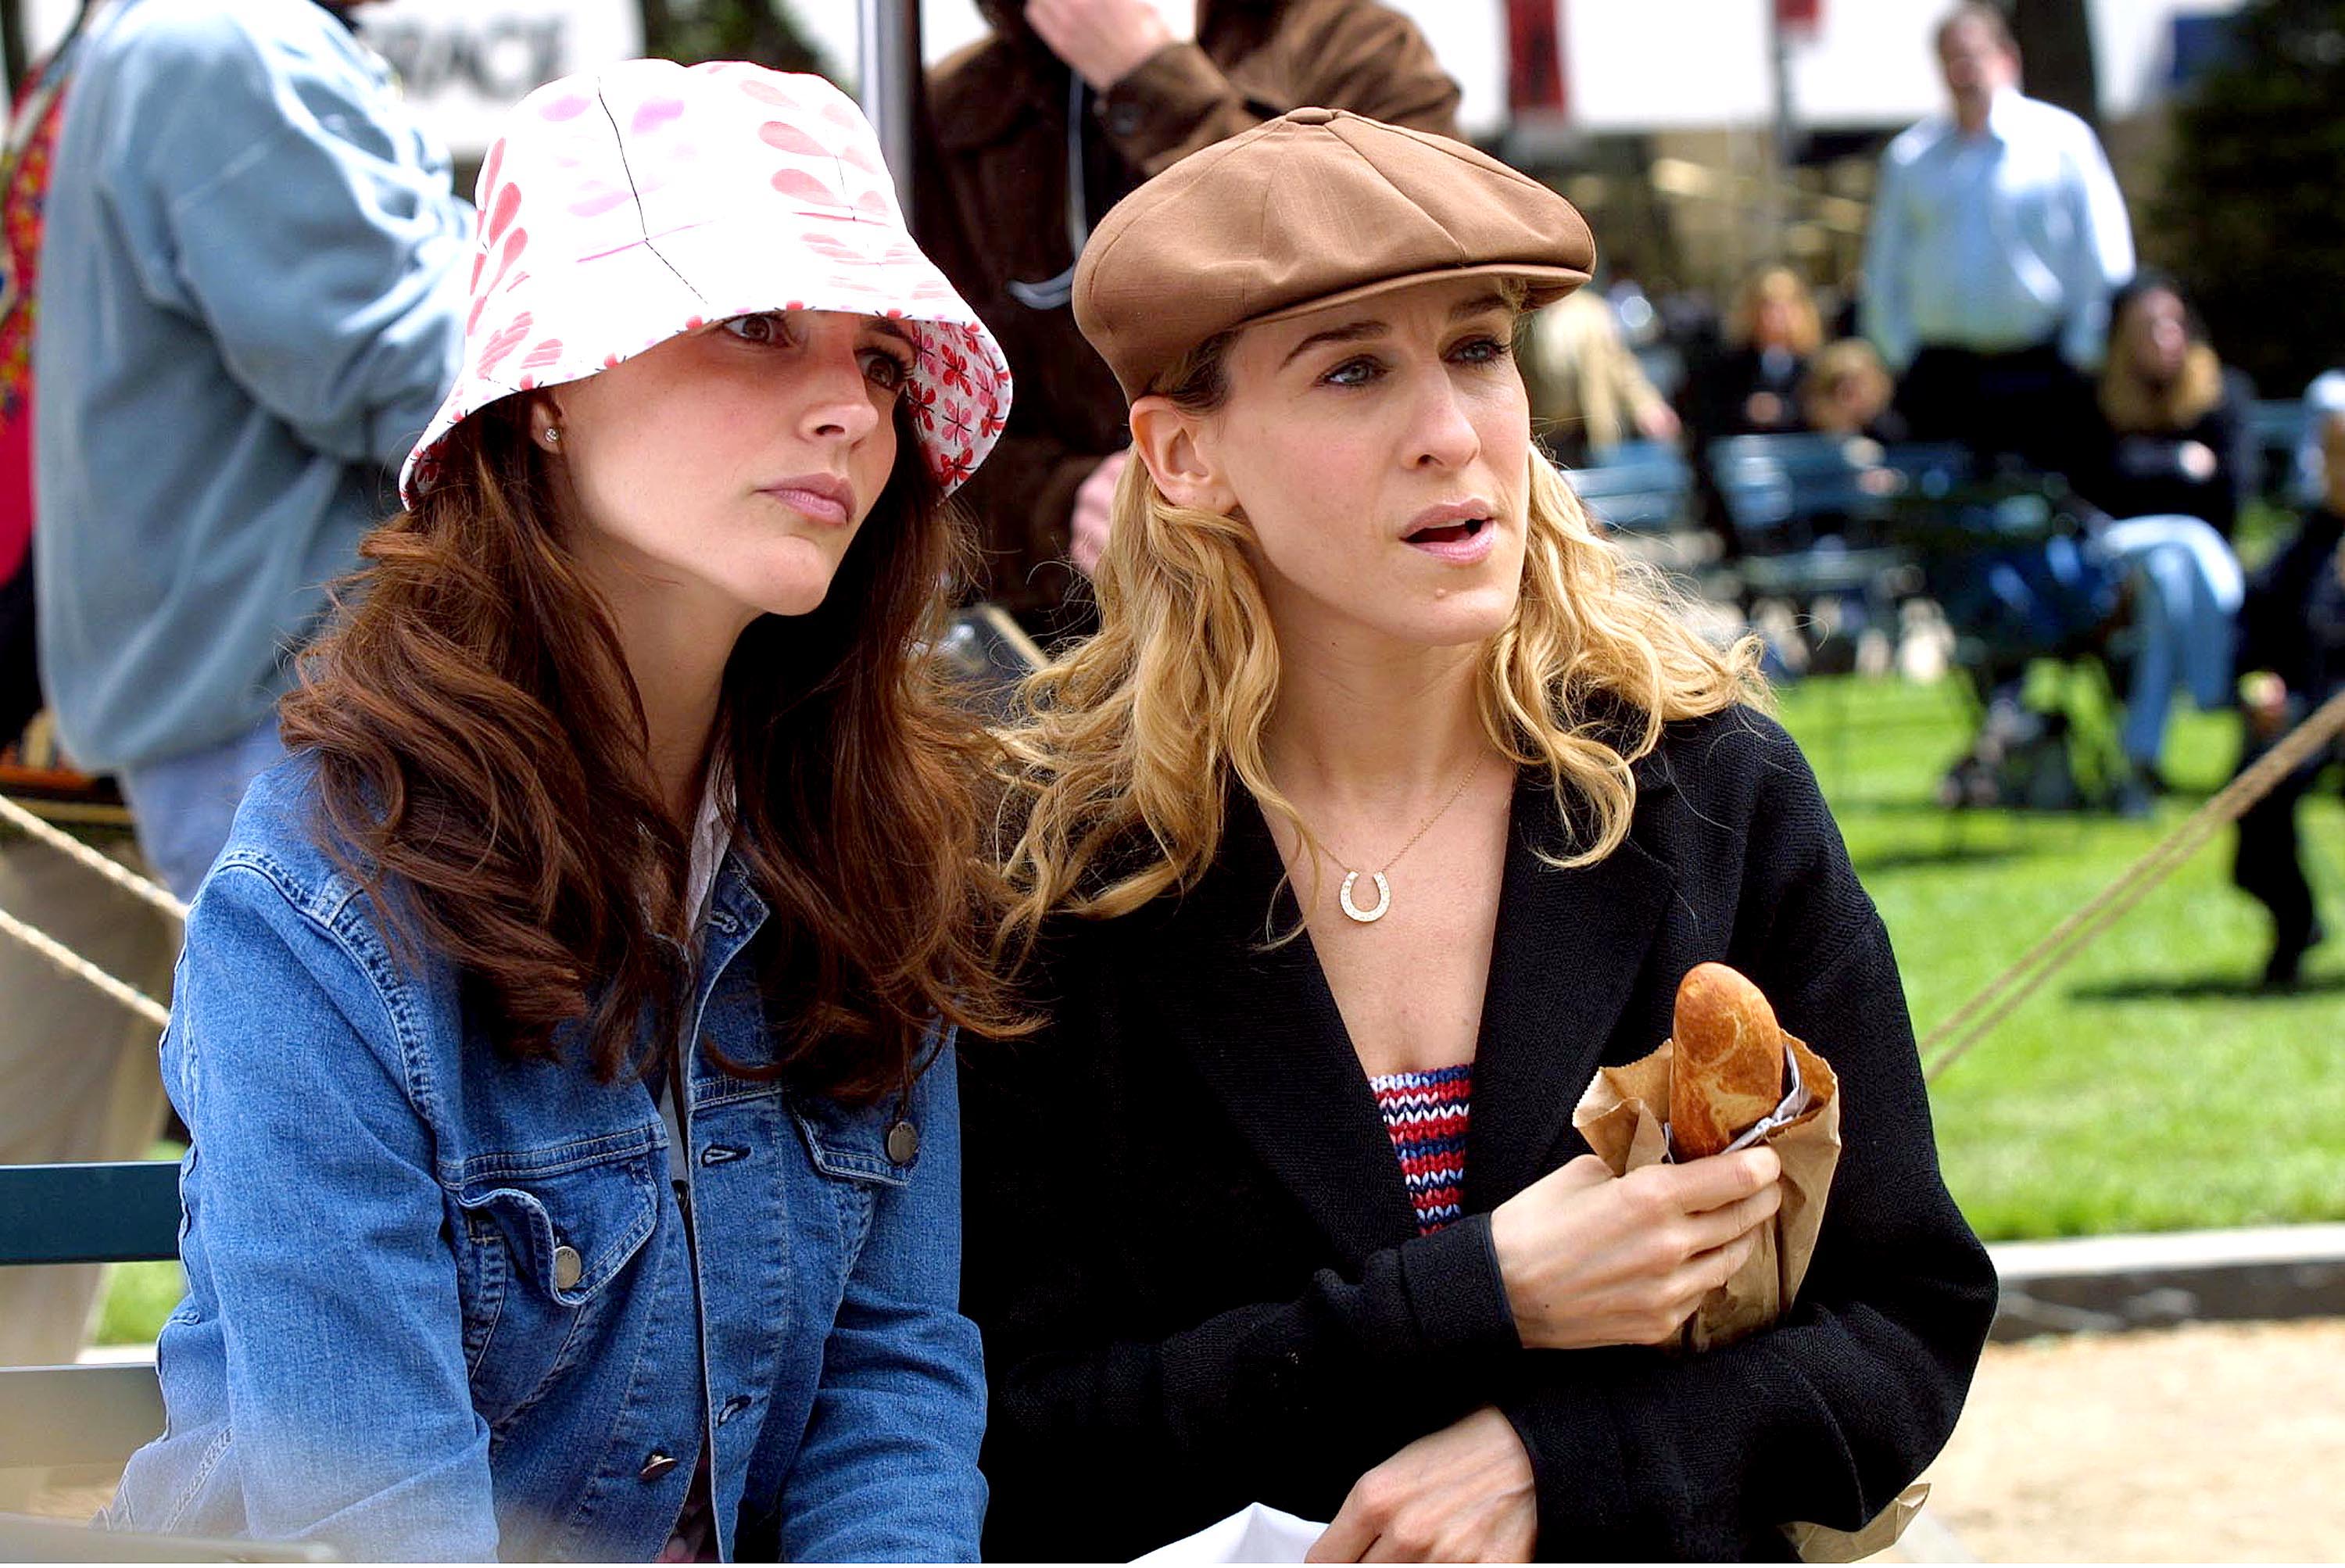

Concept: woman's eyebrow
[[1280, 318, 1386, 369], [1449, 291, 1515, 321], [865, 318, 917, 348], [1278, 293, 1518, 370]]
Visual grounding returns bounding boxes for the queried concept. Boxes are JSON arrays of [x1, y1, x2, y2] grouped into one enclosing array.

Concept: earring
[[541, 426, 562, 449]]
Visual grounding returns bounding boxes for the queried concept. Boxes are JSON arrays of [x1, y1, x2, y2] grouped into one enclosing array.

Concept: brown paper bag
[[1571, 1032, 1840, 1351], [1783, 1484, 1931, 1562], [1571, 1031, 1921, 1560]]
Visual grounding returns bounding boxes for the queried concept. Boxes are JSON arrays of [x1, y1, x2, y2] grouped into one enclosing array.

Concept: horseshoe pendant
[[1337, 870, 1391, 924]]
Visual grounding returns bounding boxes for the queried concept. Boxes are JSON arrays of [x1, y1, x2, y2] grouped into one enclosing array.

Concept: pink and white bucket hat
[[401, 60, 1011, 504]]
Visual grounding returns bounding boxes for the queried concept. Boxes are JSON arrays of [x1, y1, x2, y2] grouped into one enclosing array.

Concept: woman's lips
[[761, 477, 854, 527], [1404, 515, 1497, 564]]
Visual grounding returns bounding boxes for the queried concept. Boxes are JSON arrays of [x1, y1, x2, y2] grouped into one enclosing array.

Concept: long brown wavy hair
[[281, 396, 1022, 1100]]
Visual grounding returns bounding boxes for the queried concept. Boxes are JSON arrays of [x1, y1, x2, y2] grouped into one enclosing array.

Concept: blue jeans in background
[[2100, 515, 2243, 772], [115, 713, 287, 900]]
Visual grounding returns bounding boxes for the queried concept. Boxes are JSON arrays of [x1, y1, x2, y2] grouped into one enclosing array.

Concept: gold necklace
[[1295, 757, 1484, 925]]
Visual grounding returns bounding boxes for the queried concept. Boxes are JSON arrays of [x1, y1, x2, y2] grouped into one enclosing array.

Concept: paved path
[[1908, 1319, 2345, 1561]]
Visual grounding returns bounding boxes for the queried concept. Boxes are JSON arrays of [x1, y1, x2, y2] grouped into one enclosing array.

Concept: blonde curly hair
[[995, 312, 1765, 954]]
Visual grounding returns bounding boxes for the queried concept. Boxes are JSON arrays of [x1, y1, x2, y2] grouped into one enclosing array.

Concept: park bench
[[0, 1160, 177, 1476], [1706, 431, 1919, 616], [0, 1158, 322, 1559], [1565, 438, 1695, 538], [1874, 452, 2143, 806], [0, 1163, 360, 1560], [1564, 440, 1727, 589]]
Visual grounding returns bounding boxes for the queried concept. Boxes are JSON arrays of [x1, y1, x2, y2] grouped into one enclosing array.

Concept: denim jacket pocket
[[454, 1138, 662, 1425], [789, 1095, 918, 1189], [789, 1095, 917, 1263]]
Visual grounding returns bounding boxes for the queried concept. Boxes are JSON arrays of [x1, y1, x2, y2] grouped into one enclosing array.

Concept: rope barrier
[[1921, 684, 2345, 1083], [0, 792, 187, 922], [0, 790, 184, 1031], [0, 901, 170, 1030]]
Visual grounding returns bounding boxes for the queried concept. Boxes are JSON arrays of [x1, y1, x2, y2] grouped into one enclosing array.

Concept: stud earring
[[541, 426, 562, 449]]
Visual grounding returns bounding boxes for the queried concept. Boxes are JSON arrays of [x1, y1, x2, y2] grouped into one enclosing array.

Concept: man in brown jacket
[[917, 0, 1461, 635]]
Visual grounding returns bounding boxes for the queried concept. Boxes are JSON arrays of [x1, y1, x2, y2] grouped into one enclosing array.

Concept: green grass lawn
[[93, 1140, 184, 1346], [1775, 672, 2345, 1240]]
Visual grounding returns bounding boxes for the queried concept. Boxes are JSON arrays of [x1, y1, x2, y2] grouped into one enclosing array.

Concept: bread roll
[[1669, 962, 1786, 1158]]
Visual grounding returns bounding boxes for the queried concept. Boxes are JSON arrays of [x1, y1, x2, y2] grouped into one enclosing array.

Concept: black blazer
[[961, 707, 1997, 1561]]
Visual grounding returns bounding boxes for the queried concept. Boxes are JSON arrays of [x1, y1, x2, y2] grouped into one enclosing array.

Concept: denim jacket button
[[885, 1119, 920, 1165], [639, 1451, 679, 1481], [551, 1243, 583, 1292]]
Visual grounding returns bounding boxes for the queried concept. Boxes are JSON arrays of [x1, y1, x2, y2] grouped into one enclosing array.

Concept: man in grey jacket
[[35, 0, 470, 898]]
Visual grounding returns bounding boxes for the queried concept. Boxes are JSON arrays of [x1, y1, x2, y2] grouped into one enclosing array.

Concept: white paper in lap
[[1132, 1503, 1328, 1564]]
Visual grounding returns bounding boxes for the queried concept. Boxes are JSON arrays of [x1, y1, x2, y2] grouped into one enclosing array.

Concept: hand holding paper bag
[[1488, 1147, 1782, 1351], [1574, 961, 1840, 1351], [1573, 961, 1927, 1563]]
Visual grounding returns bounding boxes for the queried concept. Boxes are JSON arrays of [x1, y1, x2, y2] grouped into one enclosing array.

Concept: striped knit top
[[1367, 1064, 1473, 1234]]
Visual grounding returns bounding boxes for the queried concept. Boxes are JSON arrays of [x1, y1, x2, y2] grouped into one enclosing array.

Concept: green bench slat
[[0, 1162, 181, 1266], [0, 1364, 164, 1469]]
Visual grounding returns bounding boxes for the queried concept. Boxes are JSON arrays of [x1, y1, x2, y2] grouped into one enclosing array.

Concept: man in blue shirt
[[34, 0, 470, 898], [1862, 2, 2135, 467]]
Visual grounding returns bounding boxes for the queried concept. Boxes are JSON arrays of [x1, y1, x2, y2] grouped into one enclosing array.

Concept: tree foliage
[[637, 0, 832, 81], [2011, 0, 2102, 131], [2153, 0, 2345, 396]]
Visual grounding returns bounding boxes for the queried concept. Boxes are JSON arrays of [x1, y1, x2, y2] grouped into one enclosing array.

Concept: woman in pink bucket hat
[[102, 61, 1018, 1560]]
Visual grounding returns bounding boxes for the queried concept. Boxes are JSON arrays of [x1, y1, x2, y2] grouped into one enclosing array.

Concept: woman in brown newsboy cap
[[965, 109, 1995, 1563]]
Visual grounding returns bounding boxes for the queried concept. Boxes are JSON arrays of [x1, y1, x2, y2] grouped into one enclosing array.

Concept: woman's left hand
[[1306, 1406, 1537, 1563]]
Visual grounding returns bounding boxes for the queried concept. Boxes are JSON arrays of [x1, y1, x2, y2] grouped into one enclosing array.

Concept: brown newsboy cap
[[1073, 107, 1596, 402]]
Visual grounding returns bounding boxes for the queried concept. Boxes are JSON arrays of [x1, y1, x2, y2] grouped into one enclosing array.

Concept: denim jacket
[[105, 756, 986, 1560]]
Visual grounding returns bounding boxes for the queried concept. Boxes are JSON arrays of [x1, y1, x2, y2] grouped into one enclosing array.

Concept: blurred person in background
[[2232, 410, 2345, 989], [1691, 264, 1824, 442], [2295, 369, 2345, 506], [1679, 265, 1824, 564], [0, 0, 106, 746], [2060, 275, 2249, 810], [1799, 338, 1908, 444], [2070, 273, 2254, 542], [1522, 284, 1681, 466], [916, 0, 1461, 638], [34, 0, 470, 900], [1861, 2, 2133, 470]]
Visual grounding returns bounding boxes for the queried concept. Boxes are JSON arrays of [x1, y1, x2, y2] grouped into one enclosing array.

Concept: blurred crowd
[[1509, 5, 2338, 993]]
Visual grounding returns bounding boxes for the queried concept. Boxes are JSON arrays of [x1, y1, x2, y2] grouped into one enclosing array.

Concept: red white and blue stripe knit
[[1368, 1064, 1472, 1234]]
